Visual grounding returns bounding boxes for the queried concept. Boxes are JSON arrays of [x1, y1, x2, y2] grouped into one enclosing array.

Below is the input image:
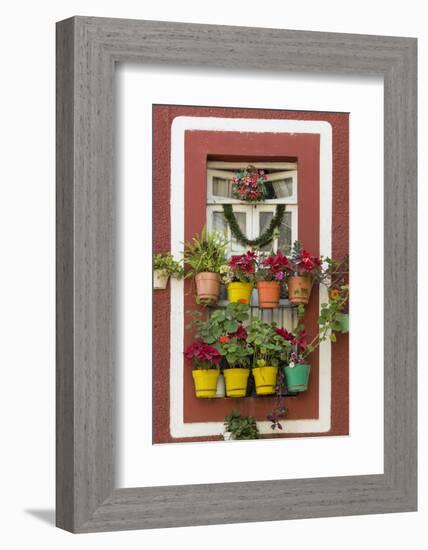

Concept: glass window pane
[[212, 177, 233, 198], [230, 212, 247, 254], [278, 211, 292, 255], [259, 211, 274, 252], [272, 177, 293, 198], [212, 211, 228, 236]]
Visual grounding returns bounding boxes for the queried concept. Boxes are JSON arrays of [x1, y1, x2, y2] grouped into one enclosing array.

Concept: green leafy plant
[[246, 318, 291, 367], [303, 284, 349, 357], [224, 410, 259, 440], [218, 337, 253, 369], [183, 227, 228, 275], [188, 302, 250, 343], [187, 303, 252, 368], [153, 253, 184, 278]]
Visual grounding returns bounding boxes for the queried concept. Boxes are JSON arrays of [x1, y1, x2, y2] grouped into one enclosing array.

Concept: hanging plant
[[232, 165, 267, 202], [223, 203, 285, 248]]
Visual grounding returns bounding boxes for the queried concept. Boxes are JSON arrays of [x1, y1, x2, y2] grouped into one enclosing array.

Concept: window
[[206, 161, 298, 321], [206, 161, 298, 257]]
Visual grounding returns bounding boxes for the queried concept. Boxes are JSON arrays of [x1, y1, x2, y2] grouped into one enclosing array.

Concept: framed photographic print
[[56, 16, 417, 532]]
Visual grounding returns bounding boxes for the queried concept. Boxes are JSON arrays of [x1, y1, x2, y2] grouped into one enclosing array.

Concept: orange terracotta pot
[[287, 275, 313, 305], [256, 281, 281, 309], [195, 272, 221, 304]]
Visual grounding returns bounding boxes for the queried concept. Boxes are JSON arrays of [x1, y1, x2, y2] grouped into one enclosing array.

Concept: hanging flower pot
[[287, 275, 313, 305], [195, 272, 221, 304], [252, 365, 278, 395], [335, 312, 349, 333], [153, 270, 169, 290], [153, 252, 183, 289], [192, 369, 220, 398], [184, 340, 222, 398], [227, 282, 253, 304], [256, 281, 281, 309], [224, 368, 250, 397], [284, 363, 311, 392]]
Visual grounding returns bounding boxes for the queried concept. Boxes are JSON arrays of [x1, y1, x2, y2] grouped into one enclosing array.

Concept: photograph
[[152, 105, 350, 443]]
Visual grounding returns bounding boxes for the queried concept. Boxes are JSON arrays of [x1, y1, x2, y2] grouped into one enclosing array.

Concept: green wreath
[[223, 204, 286, 249]]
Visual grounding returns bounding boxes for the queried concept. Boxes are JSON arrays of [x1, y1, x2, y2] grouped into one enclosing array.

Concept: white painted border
[[170, 116, 332, 438]]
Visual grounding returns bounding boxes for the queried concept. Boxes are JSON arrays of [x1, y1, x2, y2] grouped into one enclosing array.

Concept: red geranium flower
[[230, 324, 248, 340], [293, 331, 308, 350], [276, 327, 307, 350], [218, 335, 230, 343], [295, 249, 322, 273], [276, 327, 295, 341], [229, 251, 258, 276]]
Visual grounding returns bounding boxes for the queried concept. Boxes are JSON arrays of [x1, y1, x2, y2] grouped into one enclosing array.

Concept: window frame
[[206, 167, 298, 205]]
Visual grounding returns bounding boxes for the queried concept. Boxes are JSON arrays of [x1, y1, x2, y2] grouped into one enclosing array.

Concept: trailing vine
[[222, 203, 286, 249]]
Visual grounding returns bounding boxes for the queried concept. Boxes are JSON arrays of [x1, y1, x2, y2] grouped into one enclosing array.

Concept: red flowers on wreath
[[231, 166, 267, 202], [184, 340, 222, 368]]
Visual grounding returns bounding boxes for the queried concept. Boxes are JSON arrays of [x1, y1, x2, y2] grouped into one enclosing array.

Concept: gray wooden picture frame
[[56, 16, 417, 533]]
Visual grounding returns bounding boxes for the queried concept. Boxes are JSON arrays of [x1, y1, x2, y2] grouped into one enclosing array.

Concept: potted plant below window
[[221, 250, 257, 304], [281, 282, 350, 392], [246, 318, 285, 395], [188, 303, 252, 398], [286, 241, 322, 305], [218, 328, 253, 398], [223, 410, 260, 440], [255, 250, 291, 308], [183, 228, 228, 305], [153, 253, 184, 289], [276, 323, 311, 392], [184, 340, 222, 398]]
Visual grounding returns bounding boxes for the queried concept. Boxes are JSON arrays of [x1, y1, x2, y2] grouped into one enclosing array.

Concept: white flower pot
[[153, 270, 169, 290], [223, 431, 234, 441], [215, 372, 225, 398]]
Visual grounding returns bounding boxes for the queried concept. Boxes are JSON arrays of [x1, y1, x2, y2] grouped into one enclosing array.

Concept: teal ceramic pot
[[335, 312, 349, 333], [284, 363, 311, 392]]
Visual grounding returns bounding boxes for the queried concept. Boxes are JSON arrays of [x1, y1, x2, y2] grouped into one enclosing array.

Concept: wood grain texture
[[56, 16, 417, 533]]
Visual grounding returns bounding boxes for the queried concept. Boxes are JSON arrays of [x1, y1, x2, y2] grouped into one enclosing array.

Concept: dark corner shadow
[[25, 509, 56, 526]]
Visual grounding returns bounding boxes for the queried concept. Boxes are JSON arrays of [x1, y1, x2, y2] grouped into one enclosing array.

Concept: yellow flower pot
[[224, 368, 250, 397], [192, 369, 220, 398], [252, 366, 278, 395], [227, 282, 253, 304]]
